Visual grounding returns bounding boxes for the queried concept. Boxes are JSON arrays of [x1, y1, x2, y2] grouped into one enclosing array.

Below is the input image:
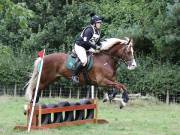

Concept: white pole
[[27, 50, 45, 132], [91, 85, 94, 99]]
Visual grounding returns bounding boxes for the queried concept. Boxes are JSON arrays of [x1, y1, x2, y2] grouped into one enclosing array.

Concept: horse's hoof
[[23, 104, 28, 115], [72, 76, 79, 83], [24, 111, 27, 115], [103, 99, 107, 102], [119, 99, 126, 109], [119, 105, 124, 109], [119, 102, 124, 109]]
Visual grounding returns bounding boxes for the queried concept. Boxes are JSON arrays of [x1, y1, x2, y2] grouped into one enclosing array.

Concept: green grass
[[0, 96, 180, 135]]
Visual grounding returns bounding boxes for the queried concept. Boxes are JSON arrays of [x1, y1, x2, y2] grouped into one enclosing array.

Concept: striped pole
[[91, 85, 94, 99], [27, 49, 45, 132]]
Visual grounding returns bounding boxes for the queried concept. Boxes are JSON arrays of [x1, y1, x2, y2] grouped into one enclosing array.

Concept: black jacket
[[75, 25, 101, 50]]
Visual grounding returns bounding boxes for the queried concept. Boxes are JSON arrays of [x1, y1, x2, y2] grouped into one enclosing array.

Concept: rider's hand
[[96, 46, 101, 50]]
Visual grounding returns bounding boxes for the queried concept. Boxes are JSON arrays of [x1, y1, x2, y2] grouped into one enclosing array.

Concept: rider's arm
[[83, 40, 97, 50], [96, 38, 101, 46]]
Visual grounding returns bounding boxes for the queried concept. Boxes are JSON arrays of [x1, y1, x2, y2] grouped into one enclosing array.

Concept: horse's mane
[[100, 37, 129, 51]]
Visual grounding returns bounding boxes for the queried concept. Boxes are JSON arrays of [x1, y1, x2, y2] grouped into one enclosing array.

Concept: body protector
[[75, 25, 101, 50], [81, 25, 100, 45]]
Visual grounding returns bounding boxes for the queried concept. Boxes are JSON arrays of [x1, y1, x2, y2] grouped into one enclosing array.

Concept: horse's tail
[[25, 58, 41, 101]]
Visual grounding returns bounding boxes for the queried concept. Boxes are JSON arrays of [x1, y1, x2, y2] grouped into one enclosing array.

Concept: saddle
[[66, 51, 93, 71], [66, 51, 94, 84]]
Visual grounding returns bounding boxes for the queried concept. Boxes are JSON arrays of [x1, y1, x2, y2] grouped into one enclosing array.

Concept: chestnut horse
[[25, 37, 137, 106]]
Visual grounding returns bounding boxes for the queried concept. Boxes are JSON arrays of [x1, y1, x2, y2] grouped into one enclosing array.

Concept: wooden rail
[[15, 100, 108, 130]]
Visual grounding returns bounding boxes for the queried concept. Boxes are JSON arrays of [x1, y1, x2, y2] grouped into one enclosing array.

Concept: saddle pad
[[65, 54, 93, 71]]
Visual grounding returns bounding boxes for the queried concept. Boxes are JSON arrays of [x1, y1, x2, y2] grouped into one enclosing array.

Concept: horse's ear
[[127, 37, 134, 47], [130, 38, 134, 48], [124, 37, 131, 46]]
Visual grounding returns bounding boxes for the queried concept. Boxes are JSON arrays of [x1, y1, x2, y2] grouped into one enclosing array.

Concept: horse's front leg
[[102, 78, 126, 91], [102, 79, 128, 108]]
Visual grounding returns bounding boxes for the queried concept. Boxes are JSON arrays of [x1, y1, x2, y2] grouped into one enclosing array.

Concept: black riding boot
[[72, 63, 84, 83]]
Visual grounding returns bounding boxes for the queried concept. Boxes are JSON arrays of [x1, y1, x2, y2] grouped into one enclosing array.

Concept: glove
[[96, 46, 101, 50]]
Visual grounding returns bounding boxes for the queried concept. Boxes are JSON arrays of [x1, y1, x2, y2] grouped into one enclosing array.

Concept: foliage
[[0, 45, 33, 84], [0, 0, 34, 48], [0, 0, 179, 97], [118, 57, 180, 97]]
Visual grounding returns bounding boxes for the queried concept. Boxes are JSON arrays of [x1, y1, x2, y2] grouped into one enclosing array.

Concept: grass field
[[0, 96, 180, 135]]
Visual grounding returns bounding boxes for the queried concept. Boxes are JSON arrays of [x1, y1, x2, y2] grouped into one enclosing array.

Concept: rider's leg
[[74, 44, 87, 66], [72, 62, 84, 83], [72, 44, 87, 83]]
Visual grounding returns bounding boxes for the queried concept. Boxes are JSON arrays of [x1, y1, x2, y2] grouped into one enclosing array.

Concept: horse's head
[[118, 38, 137, 70], [101, 37, 137, 70]]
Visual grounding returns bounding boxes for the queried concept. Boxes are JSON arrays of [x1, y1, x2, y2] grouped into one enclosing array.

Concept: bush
[[0, 45, 33, 85], [117, 56, 180, 98]]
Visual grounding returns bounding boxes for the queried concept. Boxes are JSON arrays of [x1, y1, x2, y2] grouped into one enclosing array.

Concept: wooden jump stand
[[15, 99, 108, 130]]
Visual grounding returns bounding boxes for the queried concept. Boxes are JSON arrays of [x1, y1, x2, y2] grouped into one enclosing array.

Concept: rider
[[72, 13, 103, 83]]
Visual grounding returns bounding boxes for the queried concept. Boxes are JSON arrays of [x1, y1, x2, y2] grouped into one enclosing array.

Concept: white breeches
[[74, 44, 87, 66]]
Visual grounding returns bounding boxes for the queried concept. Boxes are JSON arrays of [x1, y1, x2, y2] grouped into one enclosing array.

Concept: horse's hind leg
[[31, 82, 45, 103], [35, 90, 41, 103], [31, 89, 41, 103]]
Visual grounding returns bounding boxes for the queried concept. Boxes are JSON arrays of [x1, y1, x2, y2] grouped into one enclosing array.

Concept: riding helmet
[[90, 13, 102, 24]]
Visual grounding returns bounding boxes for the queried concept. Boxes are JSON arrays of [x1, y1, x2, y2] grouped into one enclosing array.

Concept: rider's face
[[95, 22, 101, 29]]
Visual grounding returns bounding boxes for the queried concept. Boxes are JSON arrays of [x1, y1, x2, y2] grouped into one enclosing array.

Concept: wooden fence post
[[41, 91, 43, 98], [14, 83, 17, 97], [49, 86, 52, 98], [3, 86, 6, 95], [166, 89, 169, 104], [77, 87, 80, 99], [59, 87, 62, 97], [69, 88, 72, 98], [86, 86, 90, 98], [96, 90, 98, 98]]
